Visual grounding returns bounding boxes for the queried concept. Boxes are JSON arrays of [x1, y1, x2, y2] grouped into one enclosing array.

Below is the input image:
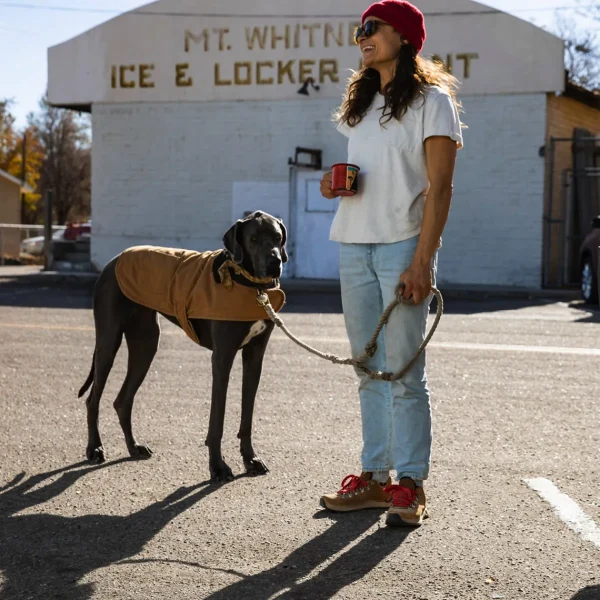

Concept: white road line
[[272, 336, 600, 357], [1, 323, 599, 357], [524, 478, 600, 550], [431, 341, 600, 357]]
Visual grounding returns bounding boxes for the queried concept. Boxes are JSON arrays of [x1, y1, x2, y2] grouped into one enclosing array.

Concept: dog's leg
[[206, 346, 239, 484], [114, 307, 160, 460], [86, 331, 123, 464], [239, 328, 272, 476]]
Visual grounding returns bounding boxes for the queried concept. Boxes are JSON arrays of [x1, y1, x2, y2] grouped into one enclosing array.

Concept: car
[[20, 229, 65, 257], [579, 215, 600, 305], [64, 221, 91, 241]]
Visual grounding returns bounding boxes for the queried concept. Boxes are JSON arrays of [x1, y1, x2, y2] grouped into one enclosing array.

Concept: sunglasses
[[353, 20, 388, 44]]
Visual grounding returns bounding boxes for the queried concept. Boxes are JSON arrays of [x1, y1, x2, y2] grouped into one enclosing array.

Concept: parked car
[[64, 221, 91, 241], [20, 229, 65, 257], [579, 215, 600, 304]]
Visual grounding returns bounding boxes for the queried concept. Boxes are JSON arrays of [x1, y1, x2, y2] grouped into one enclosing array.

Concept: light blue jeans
[[339, 236, 437, 485]]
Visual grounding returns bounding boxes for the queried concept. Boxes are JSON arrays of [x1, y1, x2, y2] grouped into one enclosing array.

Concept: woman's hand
[[397, 262, 432, 305], [320, 172, 337, 200]]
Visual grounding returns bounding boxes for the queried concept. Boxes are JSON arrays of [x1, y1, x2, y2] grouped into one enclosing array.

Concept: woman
[[319, 0, 463, 527]]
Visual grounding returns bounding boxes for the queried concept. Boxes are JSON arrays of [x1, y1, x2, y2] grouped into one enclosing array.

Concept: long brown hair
[[335, 43, 462, 127]]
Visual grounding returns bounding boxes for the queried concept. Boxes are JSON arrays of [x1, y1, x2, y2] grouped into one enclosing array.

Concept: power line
[[0, 2, 596, 18]]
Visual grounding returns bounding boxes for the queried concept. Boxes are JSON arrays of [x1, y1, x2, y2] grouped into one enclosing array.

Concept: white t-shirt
[[329, 85, 463, 244]]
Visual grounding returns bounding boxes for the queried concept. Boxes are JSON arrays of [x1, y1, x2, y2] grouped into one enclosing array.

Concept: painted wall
[[91, 92, 547, 288], [49, 0, 564, 107]]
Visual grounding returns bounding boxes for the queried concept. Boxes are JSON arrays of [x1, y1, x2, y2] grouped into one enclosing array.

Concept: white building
[[48, 0, 565, 288]]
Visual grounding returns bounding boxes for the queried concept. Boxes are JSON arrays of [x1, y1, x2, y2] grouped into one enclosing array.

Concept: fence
[[543, 134, 600, 288], [0, 224, 67, 266]]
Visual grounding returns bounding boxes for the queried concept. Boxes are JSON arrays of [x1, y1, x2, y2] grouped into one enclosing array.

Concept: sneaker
[[320, 472, 392, 512], [384, 481, 428, 527]]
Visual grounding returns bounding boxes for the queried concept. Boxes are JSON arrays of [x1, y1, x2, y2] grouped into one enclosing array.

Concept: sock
[[372, 470, 390, 484], [398, 477, 418, 490]]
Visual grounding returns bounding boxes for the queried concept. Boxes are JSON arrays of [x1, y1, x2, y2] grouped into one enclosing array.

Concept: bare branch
[[577, 0, 600, 21], [554, 10, 600, 90]]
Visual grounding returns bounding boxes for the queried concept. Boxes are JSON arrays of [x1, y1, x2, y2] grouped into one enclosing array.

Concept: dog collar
[[217, 252, 279, 291]]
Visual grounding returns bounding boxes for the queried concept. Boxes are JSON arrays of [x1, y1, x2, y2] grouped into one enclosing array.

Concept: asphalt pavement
[[0, 280, 599, 600]]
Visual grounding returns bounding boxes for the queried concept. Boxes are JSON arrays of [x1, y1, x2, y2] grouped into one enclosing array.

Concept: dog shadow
[[0, 464, 411, 600], [0, 460, 218, 600], [202, 509, 412, 600]]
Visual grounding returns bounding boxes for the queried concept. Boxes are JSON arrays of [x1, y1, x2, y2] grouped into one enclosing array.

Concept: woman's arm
[[398, 135, 458, 304]]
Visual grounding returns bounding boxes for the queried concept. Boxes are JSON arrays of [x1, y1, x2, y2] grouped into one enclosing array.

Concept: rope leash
[[257, 284, 443, 381]]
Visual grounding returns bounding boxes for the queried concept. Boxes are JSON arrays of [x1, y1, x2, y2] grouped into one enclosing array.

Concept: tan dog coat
[[115, 246, 285, 344]]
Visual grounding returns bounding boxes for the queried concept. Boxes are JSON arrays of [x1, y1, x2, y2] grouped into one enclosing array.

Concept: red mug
[[331, 163, 360, 197]]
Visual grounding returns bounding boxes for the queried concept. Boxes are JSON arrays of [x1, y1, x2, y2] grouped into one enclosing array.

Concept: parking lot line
[[431, 341, 600, 357], [271, 336, 600, 357], [1, 323, 600, 356], [524, 478, 600, 550]]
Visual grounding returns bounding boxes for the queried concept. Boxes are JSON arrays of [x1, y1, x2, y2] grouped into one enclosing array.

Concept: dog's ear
[[278, 219, 289, 264], [223, 220, 244, 264]]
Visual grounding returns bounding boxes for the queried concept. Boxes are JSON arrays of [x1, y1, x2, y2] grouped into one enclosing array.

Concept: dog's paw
[[86, 446, 106, 464], [129, 444, 153, 460], [210, 463, 234, 484], [244, 457, 269, 476]]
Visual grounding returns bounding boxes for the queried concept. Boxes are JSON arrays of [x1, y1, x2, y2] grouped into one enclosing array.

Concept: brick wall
[[91, 93, 547, 287], [440, 93, 547, 287], [91, 99, 347, 268]]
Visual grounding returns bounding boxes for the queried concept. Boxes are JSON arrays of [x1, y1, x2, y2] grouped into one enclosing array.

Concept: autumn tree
[[29, 97, 91, 224], [0, 99, 19, 172], [0, 100, 44, 223]]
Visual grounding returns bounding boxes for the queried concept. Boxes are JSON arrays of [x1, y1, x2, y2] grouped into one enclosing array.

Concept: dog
[[78, 210, 288, 483]]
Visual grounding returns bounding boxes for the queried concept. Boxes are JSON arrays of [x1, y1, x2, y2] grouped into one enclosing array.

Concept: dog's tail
[[78, 349, 96, 399]]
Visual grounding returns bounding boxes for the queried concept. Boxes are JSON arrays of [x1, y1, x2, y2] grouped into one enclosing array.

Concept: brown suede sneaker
[[384, 480, 428, 527], [320, 472, 392, 512]]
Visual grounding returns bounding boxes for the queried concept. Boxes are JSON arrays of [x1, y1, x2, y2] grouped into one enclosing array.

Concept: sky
[[0, 0, 593, 129]]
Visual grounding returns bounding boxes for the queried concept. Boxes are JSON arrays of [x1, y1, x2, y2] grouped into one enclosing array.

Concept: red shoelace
[[384, 484, 418, 507], [337, 475, 369, 495]]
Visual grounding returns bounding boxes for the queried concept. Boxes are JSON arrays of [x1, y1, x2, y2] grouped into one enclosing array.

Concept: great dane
[[78, 210, 288, 483]]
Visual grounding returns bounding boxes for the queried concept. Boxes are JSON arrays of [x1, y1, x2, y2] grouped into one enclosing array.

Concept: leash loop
[[257, 285, 443, 381]]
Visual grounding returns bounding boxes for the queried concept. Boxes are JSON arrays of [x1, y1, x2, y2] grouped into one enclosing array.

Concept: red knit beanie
[[361, 0, 426, 54]]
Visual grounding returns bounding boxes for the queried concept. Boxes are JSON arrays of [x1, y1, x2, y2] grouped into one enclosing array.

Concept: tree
[[577, 1, 600, 22], [1, 100, 44, 224], [554, 12, 600, 91], [0, 99, 19, 172], [29, 97, 91, 225]]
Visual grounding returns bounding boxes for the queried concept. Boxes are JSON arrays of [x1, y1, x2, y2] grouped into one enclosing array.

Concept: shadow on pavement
[[2, 280, 595, 321], [203, 510, 411, 600], [572, 585, 600, 599], [566, 301, 600, 324], [0, 460, 411, 600], [0, 284, 345, 313], [0, 461, 218, 600], [0, 283, 93, 309]]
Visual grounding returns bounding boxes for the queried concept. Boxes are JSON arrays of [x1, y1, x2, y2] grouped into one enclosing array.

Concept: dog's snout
[[268, 250, 281, 266], [264, 249, 282, 277]]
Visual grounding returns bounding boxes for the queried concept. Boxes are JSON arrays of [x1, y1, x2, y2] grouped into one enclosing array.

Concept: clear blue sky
[[0, 0, 591, 129]]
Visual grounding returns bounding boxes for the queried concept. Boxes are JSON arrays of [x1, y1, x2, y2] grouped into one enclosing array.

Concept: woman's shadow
[[0, 463, 411, 600], [202, 507, 412, 600]]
